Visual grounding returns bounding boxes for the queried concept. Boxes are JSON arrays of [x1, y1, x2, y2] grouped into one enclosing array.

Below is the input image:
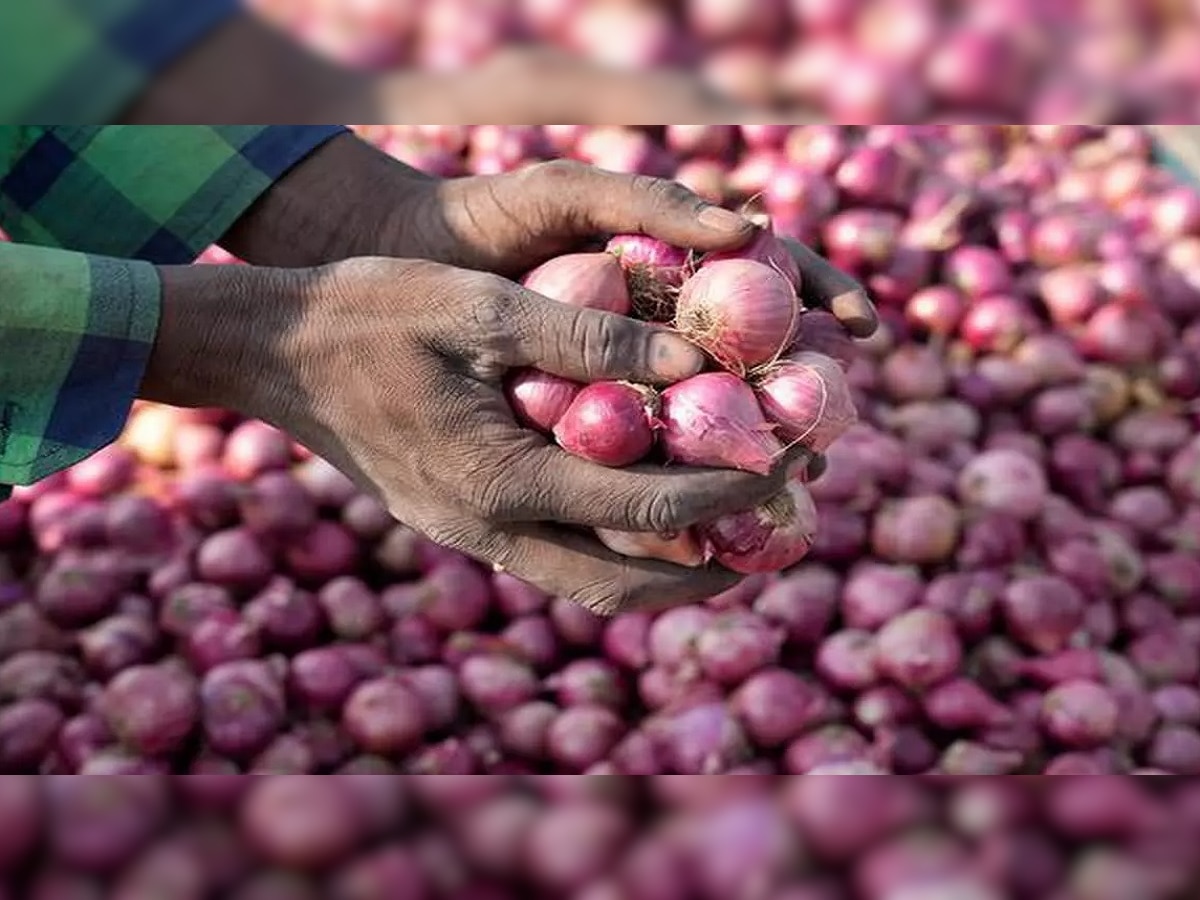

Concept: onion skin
[[754, 351, 859, 452], [553, 382, 658, 468], [523, 252, 632, 315], [660, 373, 783, 476], [675, 259, 801, 370], [696, 478, 819, 575]]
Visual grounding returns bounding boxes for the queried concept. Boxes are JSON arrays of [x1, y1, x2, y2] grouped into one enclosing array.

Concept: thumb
[[537, 160, 758, 252], [509, 284, 707, 385]]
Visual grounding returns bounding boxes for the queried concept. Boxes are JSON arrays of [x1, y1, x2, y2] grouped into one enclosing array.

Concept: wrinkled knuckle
[[643, 487, 694, 533], [463, 480, 511, 522], [568, 578, 636, 618], [643, 175, 701, 212]]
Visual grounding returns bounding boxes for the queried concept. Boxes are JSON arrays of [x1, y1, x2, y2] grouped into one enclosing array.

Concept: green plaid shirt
[[0, 3, 347, 501]]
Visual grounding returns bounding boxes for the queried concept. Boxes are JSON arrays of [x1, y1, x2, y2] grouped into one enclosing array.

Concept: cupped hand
[[397, 158, 879, 339], [148, 258, 815, 613]]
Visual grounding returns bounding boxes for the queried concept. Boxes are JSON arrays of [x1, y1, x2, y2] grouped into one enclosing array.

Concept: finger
[[502, 440, 813, 532], [467, 520, 744, 616], [501, 283, 707, 385], [456, 377, 814, 531], [782, 238, 879, 338], [529, 159, 758, 251]]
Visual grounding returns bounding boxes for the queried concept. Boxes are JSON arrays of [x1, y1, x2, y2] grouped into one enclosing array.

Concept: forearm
[[142, 263, 300, 420], [217, 133, 436, 268]]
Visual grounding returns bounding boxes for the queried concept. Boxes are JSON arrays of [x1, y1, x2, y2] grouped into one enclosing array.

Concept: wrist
[[141, 264, 308, 420], [219, 133, 441, 267]]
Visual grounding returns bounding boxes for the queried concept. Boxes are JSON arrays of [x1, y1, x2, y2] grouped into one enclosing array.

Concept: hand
[[393, 157, 881, 340], [222, 136, 880, 341], [143, 259, 815, 614]]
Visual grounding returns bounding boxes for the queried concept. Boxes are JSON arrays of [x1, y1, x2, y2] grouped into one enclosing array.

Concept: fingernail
[[697, 204, 752, 233], [649, 332, 706, 380], [830, 289, 879, 337]]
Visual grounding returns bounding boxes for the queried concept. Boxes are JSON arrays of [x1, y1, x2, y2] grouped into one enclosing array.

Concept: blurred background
[[240, 0, 1200, 122]]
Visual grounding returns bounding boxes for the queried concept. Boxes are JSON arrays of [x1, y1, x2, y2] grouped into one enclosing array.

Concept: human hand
[[393, 157, 880, 339], [223, 136, 879, 340], [142, 257, 818, 613]]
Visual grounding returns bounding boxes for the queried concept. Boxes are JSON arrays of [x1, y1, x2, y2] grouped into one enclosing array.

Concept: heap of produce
[[248, 0, 1200, 122], [1, 123, 1199, 897]]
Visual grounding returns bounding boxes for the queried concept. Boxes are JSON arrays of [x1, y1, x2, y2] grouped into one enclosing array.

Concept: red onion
[[842, 562, 923, 631], [504, 369, 582, 434], [647, 700, 751, 774], [606, 234, 688, 322], [1040, 680, 1120, 748], [754, 351, 858, 452], [693, 611, 782, 684], [696, 477, 818, 574], [1001, 575, 1086, 654], [342, 676, 426, 757], [875, 609, 963, 691], [957, 448, 1049, 520], [98, 663, 198, 757], [660, 372, 783, 476], [871, 495, 961, 564], [546, 704, 625, 770], [702, 226, 802, 290], [815, 629, 879, 692], [523, 252, 632, 315], [594, 528, 705, 568], [554, 382, 659, 468], [675, 259, 801, 371]]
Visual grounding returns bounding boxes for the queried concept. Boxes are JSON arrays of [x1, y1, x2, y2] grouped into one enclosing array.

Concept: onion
[[875, 609, 963, 691], [1040, 680, 1120, 748], [754, 352, 858, 452], [523, 252, 632, 315], [660, 372, 783, 476], [702, 226, 802, 290], [675, 259, 801, 371], [696, 477, 818, 575], [504, 369, 582, 434], [871, 495, 961, 564], [554, 382, 659, 468], [957, 449, 1049, 519], [594, 528, 705, 567], [606, 234, 689, 322]]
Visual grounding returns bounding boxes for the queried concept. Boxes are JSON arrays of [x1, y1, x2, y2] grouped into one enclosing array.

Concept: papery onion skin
[[755, 351, 859, 452], [675, 259, 801, 371], [660, 373, 784, 477], [696, 477, 819, 575]]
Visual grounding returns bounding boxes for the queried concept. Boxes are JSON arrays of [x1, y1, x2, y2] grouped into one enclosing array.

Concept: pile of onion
[[506, 223, 859, 576]]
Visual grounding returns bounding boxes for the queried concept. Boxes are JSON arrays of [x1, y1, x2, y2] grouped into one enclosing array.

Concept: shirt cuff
[[0, 242, 159, 491], [0, 125, 349, 264]]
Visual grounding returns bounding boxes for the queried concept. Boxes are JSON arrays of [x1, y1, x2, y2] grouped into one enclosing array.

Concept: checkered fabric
[[0, 0, 239, 122], [0, 125, 346, 500]]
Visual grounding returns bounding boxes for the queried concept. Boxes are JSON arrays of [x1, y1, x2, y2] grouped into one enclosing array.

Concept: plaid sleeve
[[0, 126, 348, 264], [0, 0, 239, 122], [0, 242, 159, 500]]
